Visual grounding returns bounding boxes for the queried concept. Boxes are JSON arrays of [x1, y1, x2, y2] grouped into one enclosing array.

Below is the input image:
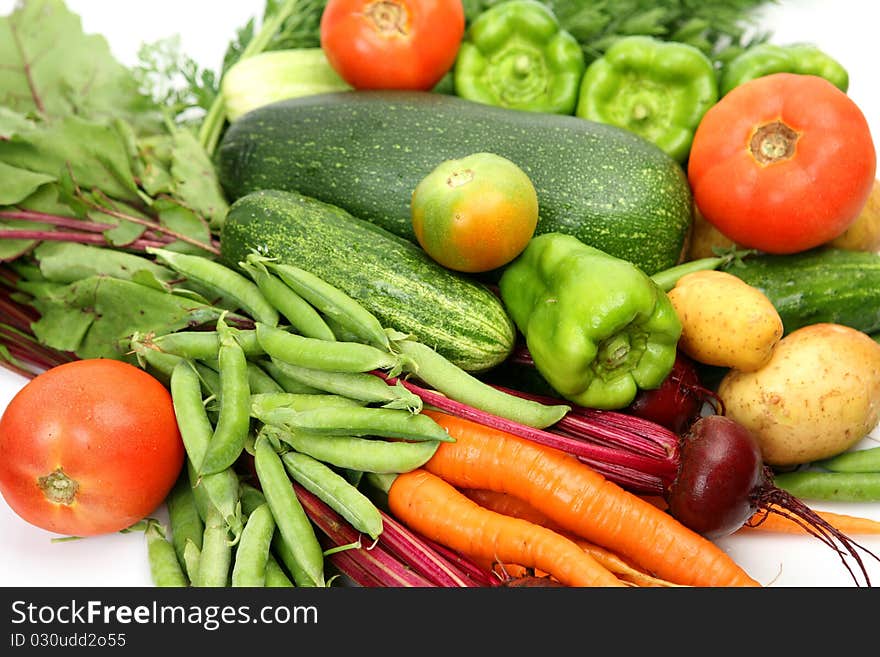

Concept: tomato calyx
[[365, 1, 409, 36], [37, 468, 79, 506], [749, 121, 800, 165]]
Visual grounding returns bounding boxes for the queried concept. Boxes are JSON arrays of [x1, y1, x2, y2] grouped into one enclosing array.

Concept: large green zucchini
[[217, 90, 693, 275], [219, 189, 515, 372]]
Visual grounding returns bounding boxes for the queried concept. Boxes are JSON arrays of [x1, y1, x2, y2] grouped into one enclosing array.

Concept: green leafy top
[[0, 0, 160, 130]]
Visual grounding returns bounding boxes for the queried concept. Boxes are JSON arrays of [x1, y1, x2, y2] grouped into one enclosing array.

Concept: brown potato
[[717, 323, 880, 467], [828, 179, 880, 252], [667, 269, 783, 371]]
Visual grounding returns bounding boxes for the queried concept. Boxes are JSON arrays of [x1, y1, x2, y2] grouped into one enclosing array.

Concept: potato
[[667, 269, 783, 371], [717, 323, 880, 467], [828, 178, 880, 252]]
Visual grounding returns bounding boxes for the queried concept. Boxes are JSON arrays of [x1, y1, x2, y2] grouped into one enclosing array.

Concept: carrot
[[422, 410, 760, 587], [464, 488, 685, 587], [739, 505, 880, 536], [387, 469, 627, 587]]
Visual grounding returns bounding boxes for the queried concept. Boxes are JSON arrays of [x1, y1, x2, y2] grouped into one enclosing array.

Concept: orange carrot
[[387, 469, 627, 587], [464, 488, 684, 587], [739, 505, 880, 536], [422, 410, 760, 588]]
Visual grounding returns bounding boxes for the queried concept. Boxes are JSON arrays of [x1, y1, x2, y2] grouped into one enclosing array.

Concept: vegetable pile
[[2, 0, 880, 589]]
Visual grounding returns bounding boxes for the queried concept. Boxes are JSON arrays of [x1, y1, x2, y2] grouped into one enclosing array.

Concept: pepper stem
[[598, 334, 631, 370], [38, 468, 79, 505], [513, 54, 532, 78]]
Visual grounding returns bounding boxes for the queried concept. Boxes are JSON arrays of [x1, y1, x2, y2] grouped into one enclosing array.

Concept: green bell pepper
[[453, 0, 585, 115], [719, 43, 849, 96], [575, 35, 718, 163], [499, 233, 682, 411]]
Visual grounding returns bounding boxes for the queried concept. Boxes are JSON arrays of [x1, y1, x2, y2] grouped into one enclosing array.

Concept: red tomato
[[320, 0, 465, 90], [411, 152, 539, 273], [688, 73, 876, 254], [0, 359, 184, 536]]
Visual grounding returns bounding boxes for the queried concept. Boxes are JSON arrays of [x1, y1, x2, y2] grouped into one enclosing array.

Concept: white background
[[0, 0, 879, 587]]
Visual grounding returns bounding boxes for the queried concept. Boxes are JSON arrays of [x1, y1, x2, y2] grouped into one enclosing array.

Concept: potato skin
[[718, 323, 880, 467], [667, 269, 783, 371]]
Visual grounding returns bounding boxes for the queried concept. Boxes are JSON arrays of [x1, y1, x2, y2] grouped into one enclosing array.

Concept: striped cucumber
[[219, 189, 515, 372]]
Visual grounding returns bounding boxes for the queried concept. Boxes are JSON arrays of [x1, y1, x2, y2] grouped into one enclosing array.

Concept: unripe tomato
[[411, 152, 539, 273], [0, 359, 184, 536]]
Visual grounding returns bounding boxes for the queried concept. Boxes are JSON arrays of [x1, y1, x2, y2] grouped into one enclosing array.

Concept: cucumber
[[722, 248, 880, 334], [219, 189, 515, 372], [216, 90, 693, 275]]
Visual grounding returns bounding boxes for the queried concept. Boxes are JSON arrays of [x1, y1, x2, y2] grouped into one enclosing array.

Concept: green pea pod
[[256, 322, 400, 373], [774, 471, 880, 503], [499, 232, 682, 410], [171, 359, 243, 538], [279, 429, 439, 474], [200, 317, 252, 476], [264, 554, 295, 588], [281, 449, 383, 541], [145, 520, 189, 587], [165, 475, 204, 570], [150, 329, 264, 361], [257, 254, 390, 351], [454, 0, 585, 114], [283, 406, 453, 443], [818, 446, 880, 473], [254, 433, 325, 587], [231, 503, 276, 587], [240, 259, 337, 342], [266, 357, 422, 412], [575, 35, 718, 162], [259, 358, 325, 395], [396, 338, 569, 429], [720, 43, 849, 96], [194, 506, 233, 587], [148, 247, 279, 326], [250, 392, 364, 420]]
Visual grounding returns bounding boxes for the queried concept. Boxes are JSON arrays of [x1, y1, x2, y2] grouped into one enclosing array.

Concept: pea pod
[[150, 329, 264, 360], [774, 470, 880, 503], [200, 317, 252, 476], [165, 475, 204, 571], [231, 502, 276, 587], [251, 391, 363, 415], [267, 357, 421, 411], [194, 506, 233, 587], [264, 554, 295, 588], [396, 338, 569, 429], [256, 322, 399, 373], [145, 520, 189, 587], [170, 360, 243, 538], [259, 358, 325, 395], [148, 247, 279, 326], [281, 448, 383, 540], [282, 406, 453, 443], [278, 429, 439, 474], [256, 254, 391, 351], [240, 258, 336, 341], [818, 446, 880, 473], [254, 433, 325, 587]]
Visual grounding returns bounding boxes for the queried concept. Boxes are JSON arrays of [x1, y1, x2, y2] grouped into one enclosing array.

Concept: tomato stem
[[38, 468, 79, 505]]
